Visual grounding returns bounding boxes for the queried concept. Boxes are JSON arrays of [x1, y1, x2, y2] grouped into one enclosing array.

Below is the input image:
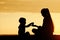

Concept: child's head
[[19, 17, 26, 24]]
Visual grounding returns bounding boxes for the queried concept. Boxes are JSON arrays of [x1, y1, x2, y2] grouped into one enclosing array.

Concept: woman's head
[[41, 8, 50, 17]]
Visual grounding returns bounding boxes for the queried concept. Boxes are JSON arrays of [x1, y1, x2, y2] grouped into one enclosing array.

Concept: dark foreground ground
[[0, 35, 60, 40]]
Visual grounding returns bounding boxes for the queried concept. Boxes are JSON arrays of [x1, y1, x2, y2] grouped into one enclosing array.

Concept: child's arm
[[26, 22, 34, 27]]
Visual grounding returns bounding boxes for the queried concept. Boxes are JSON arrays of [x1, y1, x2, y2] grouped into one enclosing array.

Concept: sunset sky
[[0, 0, 60, 35]]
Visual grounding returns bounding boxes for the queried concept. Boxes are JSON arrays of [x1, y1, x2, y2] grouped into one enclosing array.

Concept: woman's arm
[[32, 25, 39, 27]]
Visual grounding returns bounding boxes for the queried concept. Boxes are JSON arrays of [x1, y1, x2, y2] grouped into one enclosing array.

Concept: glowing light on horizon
[[0, 12, 60, 35]]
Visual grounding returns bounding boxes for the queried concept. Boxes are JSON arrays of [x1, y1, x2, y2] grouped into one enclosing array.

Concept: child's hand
[[31, 22, 34, 25], [29, 22, 34, 26]]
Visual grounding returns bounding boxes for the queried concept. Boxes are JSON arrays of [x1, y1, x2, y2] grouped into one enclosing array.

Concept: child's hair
[[19, 17, 26, 23]]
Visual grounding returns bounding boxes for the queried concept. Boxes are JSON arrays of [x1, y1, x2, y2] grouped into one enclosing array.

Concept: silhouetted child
[[18, 17, 34, 40]]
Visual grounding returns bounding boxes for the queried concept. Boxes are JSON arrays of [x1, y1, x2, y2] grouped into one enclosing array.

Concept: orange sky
[[0, 0, 60, 12], [0, 0, 60, 35]]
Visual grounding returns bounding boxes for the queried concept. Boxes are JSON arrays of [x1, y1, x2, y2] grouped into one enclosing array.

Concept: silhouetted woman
[[41, 8, 54, 40]]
